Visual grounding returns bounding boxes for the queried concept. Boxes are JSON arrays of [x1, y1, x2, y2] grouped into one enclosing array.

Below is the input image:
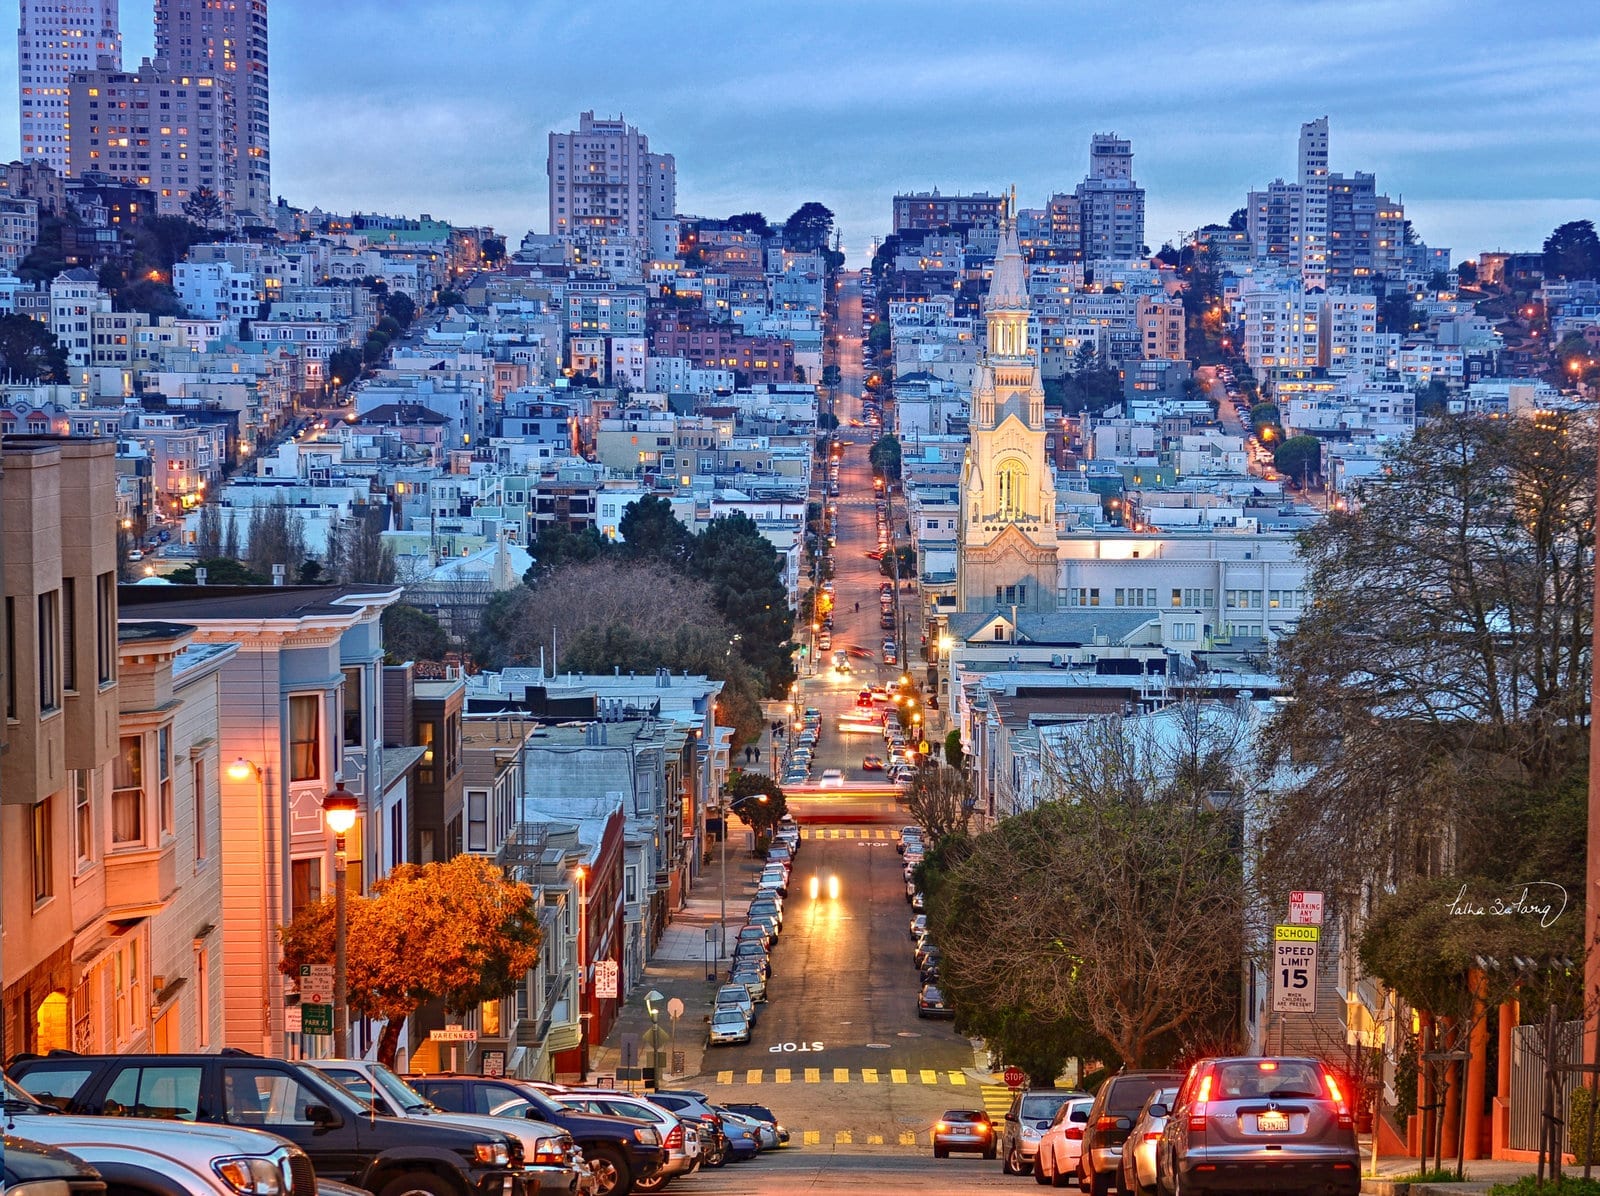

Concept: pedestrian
[[753, 746, 761, 763], [854, 601, 860, 612]]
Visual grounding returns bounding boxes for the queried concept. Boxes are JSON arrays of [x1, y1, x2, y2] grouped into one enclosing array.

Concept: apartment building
[[892, 190, 1006, 233], [547, 111, 674, 245], [1075, 133, 1146, 262], [1, 435, 121, 1058], [18, 0, 121, 172]]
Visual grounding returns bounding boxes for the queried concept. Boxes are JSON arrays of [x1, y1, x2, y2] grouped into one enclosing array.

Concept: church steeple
[[985, 188, 1031, 361]]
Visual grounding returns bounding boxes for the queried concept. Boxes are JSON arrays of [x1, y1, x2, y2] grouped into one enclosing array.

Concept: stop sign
[[1003, 1066, 1026, 1088]]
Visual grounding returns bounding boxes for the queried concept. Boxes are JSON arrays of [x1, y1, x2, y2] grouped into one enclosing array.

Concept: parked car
[[1156, 1057, 1359, 1196], [916, 984, 954, 1019], [304, 1060, 583, 1195], [721, 1104, 789, 1147], [8, 1052, 526, 1196], [1034, 1095, 1094, 1188], [550, 1091, 698, 1193], [1076, 1069, 1183, 1196], [735, 923, 772, 952], [729, 962, 768, 1002], [402, 1074, 666, 1196], [708, 1007, 752, 1046], [715, 984, 756, 1025], [4, 1136, 106, 1196], [712, 1107, 770, 1154], [1119, 1086, 1178, 1196], [643, 1093, 731, 1168], [932, 1109, 996, 1159], [910, 912, 927, 939], [997, 1088, 1080, 1177]]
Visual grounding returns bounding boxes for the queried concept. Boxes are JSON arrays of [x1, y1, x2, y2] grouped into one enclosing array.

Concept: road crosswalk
[[697, 1085, 1016, 1149], [711, 1068, 1005, 1093], [796, 826, 905, 840]]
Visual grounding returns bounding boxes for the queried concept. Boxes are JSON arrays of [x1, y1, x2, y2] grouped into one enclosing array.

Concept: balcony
[[104, 841, 177, 917]]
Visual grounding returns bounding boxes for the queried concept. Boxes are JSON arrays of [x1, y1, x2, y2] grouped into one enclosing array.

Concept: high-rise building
[[154, 0, 270, 217], [956, 197, 1058, 615], [547, 111, 675, 247], [67, 58, 237, 216], [1074, 133, 1145, 262], [1297, 117, 1329, 289], [18, 0, 122, 173], [891, 191, 1008, 233]]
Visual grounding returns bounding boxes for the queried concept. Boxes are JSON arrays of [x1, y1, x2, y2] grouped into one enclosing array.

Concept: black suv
[[1077, 1069, 1184, 1196], [406, 1075, 665, 1196], [8, 1051, 525, 1196]]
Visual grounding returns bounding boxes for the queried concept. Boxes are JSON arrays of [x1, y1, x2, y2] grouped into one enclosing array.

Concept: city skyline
[[4, 1, 1596, 260]]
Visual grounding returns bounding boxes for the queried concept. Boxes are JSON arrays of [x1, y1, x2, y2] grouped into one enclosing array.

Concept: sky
[[8, 0, 1598, 266]]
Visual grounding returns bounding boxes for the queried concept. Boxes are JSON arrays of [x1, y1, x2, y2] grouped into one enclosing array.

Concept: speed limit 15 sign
[[1273, 924, 1319, 1014]]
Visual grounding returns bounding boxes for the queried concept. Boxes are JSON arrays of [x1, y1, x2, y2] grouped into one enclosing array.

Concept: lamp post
[[321, 779, 360, 1058], [718, 793, 768, 968], [573, 863, 589, 1081]]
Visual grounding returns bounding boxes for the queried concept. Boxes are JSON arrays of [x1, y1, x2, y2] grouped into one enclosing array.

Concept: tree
[[782, 202, 835, 252], [1378, 290, 1420, 334], [618, 495, 692, 567], [724, 212, 773, 239], [1260, 412, 1596, 903], [524, 522, 611, 582], [383, 603, 450, 663], [879, 545, 916, 580], [1543, 219, 1600, 280], [905, 765, 972, 841], [0, 313, 69, 381], [181, 186, 225, 229], [244, 503, 307, 581], [280, 855, 542, 1066], [480, 237, 506, 265], [821, 364, 842, 388], [196, 504, 224, 560], [944, 729, 965, 771], [687, 513, 796, 697], [166, 557, 268, 585], [1228, 207, 1248, 232], [327, 347, 364, 388], [724, 770, 788, 840], [1072, 342, 1098, 373], [384, 291, 417, 328], [436, 288, 465, 308], [868, 434, 902, 482], [1273, 435, 1322, 487], [329, 507, 397, 584], [1414, 378, 1450, 417], [1456, 260, 1479, 286]]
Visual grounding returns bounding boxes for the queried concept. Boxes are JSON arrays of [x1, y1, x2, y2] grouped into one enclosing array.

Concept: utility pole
[[1587, 438, 1600, 1063]]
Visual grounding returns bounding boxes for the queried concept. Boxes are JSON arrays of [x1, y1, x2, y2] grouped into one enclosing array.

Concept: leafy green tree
[[868, 433, 902, 481], [688, 513, 796, 696], [18, 215, 71, 283], [1414, 378, 1450, 417], [1228, 207, 1248, 231], [782, 202, 835, 252], [725, 212, 773, 239], [382, 603, 450, 663], [480, 237, 506, 265], [384, 291, 416, 328], [436, 288, 465, 308], [327, 347, 364, 387], [1456, 260, 1478, 286], [944, 729, 965, 770], [181, 185, 225, 228], [618, 495, 692, 566], [1543, 219, 1600, 280], [879, 545, 916, 580], [821, 364, 842, 387], [817, 412, 839, 431], [523, 521, 611, 582], [1273, 435, 1322, 487], [0, 314, 69, 381], [724, 770, 788, 840], [166, 557, 268, 585], [1378, 290, 1419, 334]]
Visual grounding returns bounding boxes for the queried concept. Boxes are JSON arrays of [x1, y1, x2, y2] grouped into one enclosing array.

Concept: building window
[[61, 576, 77, 692], [3, 597, 13, 720], [466, 790, 488, 853], [290, 857, 322, 914], [288, 694, 320, 782], [32, 796, 53, 903], [113, 938, 144, 1045], [157, 725, 173, 837], [96, 571, 116, 684], [418, 721, 437, 785], [112, 735, 144, 846], [445, 712, 461, 779], [341, 666, 363, 747], [74, 768, 94, 869], [38, 589, 61, 713], [193, 758, 207, 867], [390, 801, 404, 870]]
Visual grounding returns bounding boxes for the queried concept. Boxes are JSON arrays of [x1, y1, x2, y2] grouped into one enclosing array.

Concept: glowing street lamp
[[322, 778, 360, 1057]]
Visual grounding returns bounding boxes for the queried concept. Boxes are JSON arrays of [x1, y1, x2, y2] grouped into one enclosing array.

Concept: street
[[625, 1149, 1018, 1192]]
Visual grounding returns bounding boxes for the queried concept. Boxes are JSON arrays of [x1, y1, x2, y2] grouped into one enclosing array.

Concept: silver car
[[998, 1088, 1082, 1176], [1120, 1085, 1178, 1196], [554, 1090, 698, 1192], [708, 1006, 751, 1046]]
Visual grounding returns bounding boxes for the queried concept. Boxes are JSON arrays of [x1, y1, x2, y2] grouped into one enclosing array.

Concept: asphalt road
[[644, 1149, 1020, 1192]]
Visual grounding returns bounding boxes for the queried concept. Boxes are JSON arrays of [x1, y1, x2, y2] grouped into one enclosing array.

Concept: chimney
[[194, 566, 207, 586], [272, 563, 286, 586]]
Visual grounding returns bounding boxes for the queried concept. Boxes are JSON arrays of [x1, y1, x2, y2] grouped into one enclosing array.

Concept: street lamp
[[718, 793, 768, 968], [322, 778, 359, 1058], [571, 862, 591, 1080]]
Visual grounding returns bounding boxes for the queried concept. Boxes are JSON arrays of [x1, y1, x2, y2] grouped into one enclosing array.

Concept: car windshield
[[1214, 1060, 1323, 1100], [2, 1074, 53, 1112], [945, 1109, 986, 1122], [1108, 1077, 1169, 1114], [367, 1063, 435, 1113]]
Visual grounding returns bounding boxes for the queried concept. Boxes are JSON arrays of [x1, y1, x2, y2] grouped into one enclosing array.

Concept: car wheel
[[585, 1145, 633, 1196], [378, 1174, 454, 1196], [631, 1170, 669, 1193], [1004, 1144, 1020, 1175], [1089, 1168, 1112, 1196], [1052, 1164, 1073, 1189], [706, 1139, 728, 1168], [985, 1146, 998, 1160], [1035, 1154, 1052, 1185], [935, 1146, 948, 1159]]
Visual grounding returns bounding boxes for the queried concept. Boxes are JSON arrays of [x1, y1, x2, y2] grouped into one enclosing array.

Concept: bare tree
[[196, 503, 223, 559], [245, 502, 307, 581], [905, 765, 972, 841]]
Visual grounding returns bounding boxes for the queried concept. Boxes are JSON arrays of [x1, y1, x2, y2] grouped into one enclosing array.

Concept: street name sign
[[430, 1024, 478, 1042]]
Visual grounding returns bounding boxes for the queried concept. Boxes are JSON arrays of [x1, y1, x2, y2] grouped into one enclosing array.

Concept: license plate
[[1255, 1111, 1289, 1133]]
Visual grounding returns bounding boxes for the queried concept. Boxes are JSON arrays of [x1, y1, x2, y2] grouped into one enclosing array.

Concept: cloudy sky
[[8, 0, 1597, 264]]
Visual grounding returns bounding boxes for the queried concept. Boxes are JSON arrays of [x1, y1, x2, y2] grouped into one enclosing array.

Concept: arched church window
[[996, 461, 1026, 521]]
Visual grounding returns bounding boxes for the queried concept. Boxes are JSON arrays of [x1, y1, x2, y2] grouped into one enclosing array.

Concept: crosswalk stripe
[[862, 1068, 879, 1083], [867, 1133, 883, 1144], [920, 1069, 938, 1084], [833, 1067, 850, 1082], [803, 1130, 820, 1146], [804, 1067, 820, 1083], [745, 1069, 761, 1084], [835, 1130, 853, 1144], [948, 1072, 967, 1085], [891, 1068, 908, 1084], [775, 1068, 792, 1083], [899, 1131, 917, 1146], [980, 1084, 1013, 1118]]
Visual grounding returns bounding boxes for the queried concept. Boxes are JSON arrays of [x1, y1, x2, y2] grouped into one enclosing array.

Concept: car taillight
[[1324, 1071, 1353, 1128], [1143, 1131, 1163, 1141], [664, 1125, 683, 1151], [1095, 1116, 1119, 1131], [1190, 1072, 1215, 1132], [1065, 1127, 1084, 1140], [935, 1121, 947, 1132]]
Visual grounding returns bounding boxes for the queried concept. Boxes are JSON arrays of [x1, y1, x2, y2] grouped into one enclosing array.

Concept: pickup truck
[[9, 1051, 524, 1196]]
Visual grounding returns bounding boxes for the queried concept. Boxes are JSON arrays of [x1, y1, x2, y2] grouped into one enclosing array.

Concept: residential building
[[0, 196, 41, 271], [892, 191, 1006, 233], [1074, 133, 1146, 262], [18, 0, 121, 173], [154, 0, 271, 217], [547, 111, 674, 247]]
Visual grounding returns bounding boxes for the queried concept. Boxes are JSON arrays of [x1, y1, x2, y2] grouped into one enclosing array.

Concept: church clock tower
[[956, 192, 1059, 614]]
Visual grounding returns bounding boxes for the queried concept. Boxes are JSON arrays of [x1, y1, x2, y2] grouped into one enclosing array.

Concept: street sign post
[[429, 1025, 479, 1042], [298, 963, 335, 1004], [1273, 924, 1320, 1014], [1288, 891, 1325, 926], [1003, 1065, 1026, 1089]]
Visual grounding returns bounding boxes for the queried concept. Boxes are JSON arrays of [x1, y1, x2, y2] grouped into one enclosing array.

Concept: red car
[[862, 755, 884, 770]]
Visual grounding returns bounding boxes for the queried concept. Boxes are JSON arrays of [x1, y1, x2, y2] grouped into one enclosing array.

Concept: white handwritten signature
[[1444, 882, 1568, 929]]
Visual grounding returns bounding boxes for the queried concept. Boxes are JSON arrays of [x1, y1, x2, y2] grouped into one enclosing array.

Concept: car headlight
[[214, 1157, 285, 1196], [632, 1125, 660, 1146], [530, 1136, 569, 1167], [474, 1143, 510, 1167]]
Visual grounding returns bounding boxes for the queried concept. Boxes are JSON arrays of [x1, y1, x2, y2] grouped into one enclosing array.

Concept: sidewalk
[[589, 840, 767, 1084], [1359, 1150, 1550, 1195]]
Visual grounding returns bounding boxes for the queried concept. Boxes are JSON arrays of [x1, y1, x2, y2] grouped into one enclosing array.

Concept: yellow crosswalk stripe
[[835, 1130, 853, 1144], [948, 1071, 967, 1085], [803, 1130, 820, 1146], [980, 1084, 1014, 1119], [899, 1131, 917, 1146], [745, 1069, 761, 1084], [833, 1067, 850, 1082], [920, 1069, 938, 1084], [867, 1133, 883, 1145], [775, 1068, 792, 1083], [891, 1068, 908, 1084], [862, 1068, 879, 1083], [717, 1070, 733, 1084], [804, 1067, 820, 1083]]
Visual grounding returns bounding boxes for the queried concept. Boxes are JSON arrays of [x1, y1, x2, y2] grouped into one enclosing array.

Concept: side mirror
[[304, 1103, 339, 1127], [1114, 1117, 1132, 1132], [1148, 1104, 1168, 1119]]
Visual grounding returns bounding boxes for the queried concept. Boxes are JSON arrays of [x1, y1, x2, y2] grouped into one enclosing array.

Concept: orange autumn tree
[[280, 854, 542, 1065]]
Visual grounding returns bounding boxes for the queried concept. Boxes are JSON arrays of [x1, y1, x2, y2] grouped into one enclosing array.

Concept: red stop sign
[[1004, 1066, 1026, 1088]]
